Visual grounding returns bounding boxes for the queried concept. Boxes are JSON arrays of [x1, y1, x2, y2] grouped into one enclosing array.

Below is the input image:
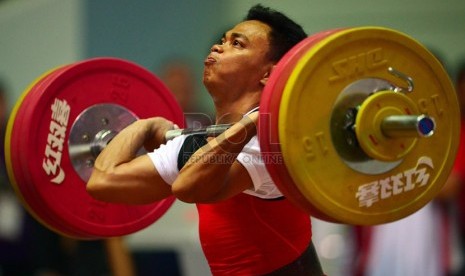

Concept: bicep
[[88, 155, 172, 205]]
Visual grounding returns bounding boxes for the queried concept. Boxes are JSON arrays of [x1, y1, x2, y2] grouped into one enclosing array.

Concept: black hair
[[244, 4, 307, 62]]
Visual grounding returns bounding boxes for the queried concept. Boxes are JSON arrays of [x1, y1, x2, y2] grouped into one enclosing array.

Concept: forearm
[[87, 118, 174, 204], [172, 114, 258, 202], [94, 118, 171, 170]]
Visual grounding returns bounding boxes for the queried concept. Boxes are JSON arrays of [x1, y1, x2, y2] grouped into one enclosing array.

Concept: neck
[[212, 93, 260, 124]]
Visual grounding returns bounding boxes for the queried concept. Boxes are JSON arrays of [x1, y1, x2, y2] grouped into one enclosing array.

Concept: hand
[[143, 117, 178, 151]]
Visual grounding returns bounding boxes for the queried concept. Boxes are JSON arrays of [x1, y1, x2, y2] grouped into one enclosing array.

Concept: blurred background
[[0, 0, 464, 275]]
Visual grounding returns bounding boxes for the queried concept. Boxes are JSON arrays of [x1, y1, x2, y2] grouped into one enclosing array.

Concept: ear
[[260, 65, 276, 86]]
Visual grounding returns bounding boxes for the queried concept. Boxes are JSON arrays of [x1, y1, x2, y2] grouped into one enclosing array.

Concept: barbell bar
[[4, 26, 460, 238], [163, 113, 435, 141]]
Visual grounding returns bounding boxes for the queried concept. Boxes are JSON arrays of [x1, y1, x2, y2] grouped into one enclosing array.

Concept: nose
[[210, 43, 223, 53]]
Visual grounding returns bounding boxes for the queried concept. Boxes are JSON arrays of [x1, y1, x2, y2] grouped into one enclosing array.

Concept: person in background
[[447, 60, 465, 275]]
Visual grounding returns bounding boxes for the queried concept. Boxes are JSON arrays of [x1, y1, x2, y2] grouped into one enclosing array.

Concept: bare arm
[[87, 117, 175, 204], [172, 112, 259, 203], [105, 237, 136, 276]]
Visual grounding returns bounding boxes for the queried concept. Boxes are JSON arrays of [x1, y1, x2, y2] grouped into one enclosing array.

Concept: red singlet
[[197, 193, 311, 275]]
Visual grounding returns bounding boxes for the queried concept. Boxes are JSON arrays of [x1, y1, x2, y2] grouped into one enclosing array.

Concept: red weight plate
[[17, 64, 108, 239], [259, 29, 344, 221], [6, 65, 87, 238], [8, 58, 184, 239]]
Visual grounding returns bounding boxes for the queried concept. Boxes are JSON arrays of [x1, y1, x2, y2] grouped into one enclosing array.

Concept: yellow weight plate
[[355, 91, 418, 161], [278, 27, 460, 225]]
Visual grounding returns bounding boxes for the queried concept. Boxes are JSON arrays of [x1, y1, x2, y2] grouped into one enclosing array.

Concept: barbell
[[4, 26, 460, 239]]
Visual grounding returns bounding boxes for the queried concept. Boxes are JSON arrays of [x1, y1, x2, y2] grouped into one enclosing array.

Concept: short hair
[[244, 4, 307, 62]]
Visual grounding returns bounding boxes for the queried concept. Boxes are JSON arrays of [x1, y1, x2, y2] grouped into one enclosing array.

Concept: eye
[[232, 40, 243, 47]]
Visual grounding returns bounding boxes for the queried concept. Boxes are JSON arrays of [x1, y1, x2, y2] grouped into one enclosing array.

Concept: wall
[[228, 0, 465, 75], [3, 0, 463, 110], [84, 0, 229, 114], [0, 0, 83, 110]]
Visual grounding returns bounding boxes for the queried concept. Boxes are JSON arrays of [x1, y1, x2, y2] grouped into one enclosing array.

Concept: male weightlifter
[[87, 5, 324, 275]]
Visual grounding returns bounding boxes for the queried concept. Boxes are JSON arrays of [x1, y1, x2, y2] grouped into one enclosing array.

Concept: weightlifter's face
[[203, 20, 274, 94]]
